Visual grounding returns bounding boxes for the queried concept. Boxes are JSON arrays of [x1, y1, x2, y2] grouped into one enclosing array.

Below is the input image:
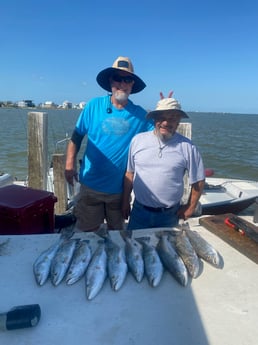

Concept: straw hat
[[96, 56, 146, 94], [146, 98, 189, 119]]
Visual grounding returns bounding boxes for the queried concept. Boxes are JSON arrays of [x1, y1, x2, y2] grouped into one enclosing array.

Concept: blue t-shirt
[[75, 96, 153, 193]]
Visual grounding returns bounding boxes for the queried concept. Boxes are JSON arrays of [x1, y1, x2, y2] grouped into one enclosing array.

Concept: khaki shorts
[[74, 184, 124, 231]]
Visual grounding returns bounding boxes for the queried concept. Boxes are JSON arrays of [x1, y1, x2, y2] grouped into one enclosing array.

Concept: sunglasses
[[112, 74, 134, 84], [156, 115, 181, 122]]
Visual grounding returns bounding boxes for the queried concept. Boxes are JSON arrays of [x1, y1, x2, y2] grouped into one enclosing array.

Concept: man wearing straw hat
[[65, 56, 153, 232], [122, 94, 205, 230]]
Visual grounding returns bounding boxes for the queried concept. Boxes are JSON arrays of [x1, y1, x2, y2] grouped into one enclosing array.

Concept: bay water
[[0, 107, 257, 182]]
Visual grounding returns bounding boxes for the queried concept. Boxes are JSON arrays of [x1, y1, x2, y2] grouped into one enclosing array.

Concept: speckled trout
[[66, 240, 92, 285], [173, 231, 200, 278], [136, 236, 164, 288], [85, 241, 107, 300], [156, 234, 188, 287], [185, 227, 221, 268], [50, 238, 79, 286], [124, 236, 144, 283], [33, 230, 73, 286], [105, 236, 128, 291]]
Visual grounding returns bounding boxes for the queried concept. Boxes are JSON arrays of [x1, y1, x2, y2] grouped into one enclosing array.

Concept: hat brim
[[146, 109, 189, 119], [96, 67, 146, 94]]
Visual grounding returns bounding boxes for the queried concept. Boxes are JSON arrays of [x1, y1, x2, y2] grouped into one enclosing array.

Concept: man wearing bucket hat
[[122, 94, 205, 230], [65, 56, 153, 231]]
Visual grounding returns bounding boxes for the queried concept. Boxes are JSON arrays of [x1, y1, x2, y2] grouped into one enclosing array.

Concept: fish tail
[[95, 227, 110, 239], [119, 229, 133, 241], [59, 228, 75, 240]]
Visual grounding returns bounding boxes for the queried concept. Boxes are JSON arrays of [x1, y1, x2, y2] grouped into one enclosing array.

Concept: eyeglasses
[[112, 74, 134, 84]]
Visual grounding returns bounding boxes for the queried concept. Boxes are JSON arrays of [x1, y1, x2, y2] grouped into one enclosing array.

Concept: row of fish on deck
[[33, 224, 222, 300]]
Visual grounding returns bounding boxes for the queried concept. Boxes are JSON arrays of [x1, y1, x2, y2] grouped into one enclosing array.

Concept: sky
[[1, 0, 258, 114]]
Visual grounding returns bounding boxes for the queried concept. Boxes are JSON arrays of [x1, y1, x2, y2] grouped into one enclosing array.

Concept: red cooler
[[0, 185, 57, 235]]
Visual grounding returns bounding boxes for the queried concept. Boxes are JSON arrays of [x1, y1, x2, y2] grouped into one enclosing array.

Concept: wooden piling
[[178, 122, 192, 139], [178, 123, 192, 205], [27, 112, 68, 215], [27, 112, 48, 190], [52, 153, 67, 214]]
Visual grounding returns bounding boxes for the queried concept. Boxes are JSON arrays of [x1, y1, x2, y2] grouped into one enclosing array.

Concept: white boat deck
[[1, 215, 258, 345]]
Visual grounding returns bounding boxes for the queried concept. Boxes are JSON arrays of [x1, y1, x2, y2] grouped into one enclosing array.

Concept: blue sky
[[1, 0, 258, 113]]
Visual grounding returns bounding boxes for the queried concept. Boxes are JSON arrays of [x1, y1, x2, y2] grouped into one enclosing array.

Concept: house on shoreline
[[0, 99, 86, 110]]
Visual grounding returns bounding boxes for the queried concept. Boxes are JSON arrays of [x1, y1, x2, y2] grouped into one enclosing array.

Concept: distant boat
[[0, 173, 13, 187], [200, 177, 258, 215]]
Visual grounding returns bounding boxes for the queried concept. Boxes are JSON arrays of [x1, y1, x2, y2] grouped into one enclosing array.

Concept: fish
[[124, 236, 144, 283], [105, 235, 128, 291], [85, 241, 107, 300], [50, 239, 79, 286], [136, 237, 164, 288], [172, 231, 200, 278], [156, 234, 188, 287], [65, 240, 92, 285], [33, 231, 73, 286], [184, 226, 221, 268], [0, 239, 10, 256]]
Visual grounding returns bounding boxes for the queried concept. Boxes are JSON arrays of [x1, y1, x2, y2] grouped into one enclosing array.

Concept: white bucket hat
[[146, 97, 189, 119], [96, 56, 146, 94]]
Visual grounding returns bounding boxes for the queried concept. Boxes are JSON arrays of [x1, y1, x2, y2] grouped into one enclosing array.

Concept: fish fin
[[0, 238, 10, 255], [74, 238, 82, 248], [59, 227, 75, 240], [95, 227, 109, 239], [119, 229, 132, 241], [181, 222, 191, 231], [167, 234, 177, 244]]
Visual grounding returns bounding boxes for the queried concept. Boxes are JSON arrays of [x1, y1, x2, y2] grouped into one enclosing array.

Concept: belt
[[136, 200, 177, 213]]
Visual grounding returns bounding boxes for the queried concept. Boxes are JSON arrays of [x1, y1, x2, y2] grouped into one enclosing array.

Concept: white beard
[[156, 127, 174, 142], [113, 90, 129, 103]]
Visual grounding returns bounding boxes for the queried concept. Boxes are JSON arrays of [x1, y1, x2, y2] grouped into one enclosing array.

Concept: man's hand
[[121, 200, 131, 220], [177, 204, 196, 220], [65, 169, 78, 186]]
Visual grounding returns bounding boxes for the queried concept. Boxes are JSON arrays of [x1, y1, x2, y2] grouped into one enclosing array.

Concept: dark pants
[[127, 200, 180, 230]]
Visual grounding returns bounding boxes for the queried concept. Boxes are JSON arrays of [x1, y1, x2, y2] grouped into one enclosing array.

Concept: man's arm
[[122, 171, 134, 220], [178, 179, 205, 220], [65, 130, 84, 185]]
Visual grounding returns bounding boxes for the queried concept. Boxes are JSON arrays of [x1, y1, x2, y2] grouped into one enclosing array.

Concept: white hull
[[200, 177, 258, 214], [0, 173, 13, 188]]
